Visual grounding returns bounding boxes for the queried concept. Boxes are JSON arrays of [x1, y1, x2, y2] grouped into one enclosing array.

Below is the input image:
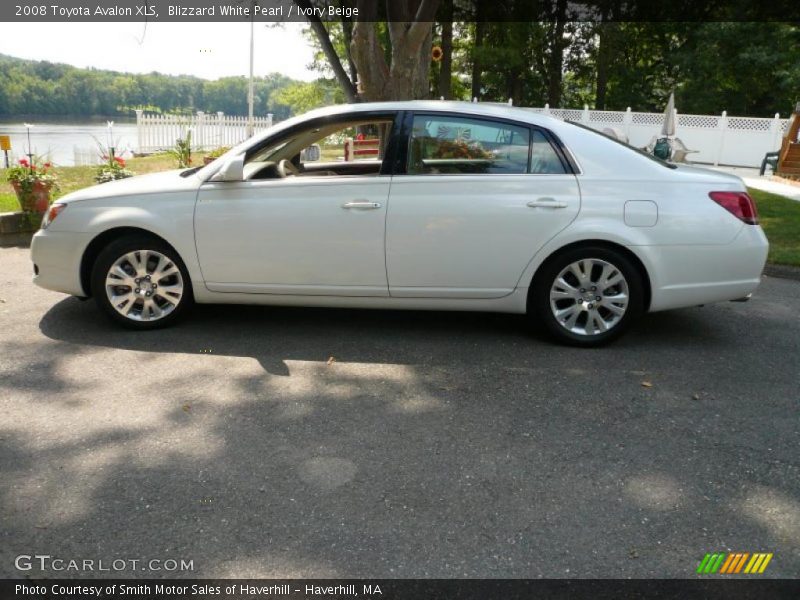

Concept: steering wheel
[[277, 159, 299, 178]]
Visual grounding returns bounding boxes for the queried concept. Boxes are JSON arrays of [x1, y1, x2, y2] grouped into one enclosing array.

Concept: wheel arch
[[80, 226, 186, 298], [527, 239, 652, 312]]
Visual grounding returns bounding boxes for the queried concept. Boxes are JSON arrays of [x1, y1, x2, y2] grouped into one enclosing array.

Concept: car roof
[[302, 100, 561, 128]]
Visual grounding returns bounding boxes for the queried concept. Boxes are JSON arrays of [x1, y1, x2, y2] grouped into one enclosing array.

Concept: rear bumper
[[641, 225, 769, 312], [30, 229, 93, 297]]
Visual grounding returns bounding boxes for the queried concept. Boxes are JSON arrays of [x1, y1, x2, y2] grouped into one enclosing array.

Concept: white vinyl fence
[[524, 104, 790, 168], [135, 110, 274, 154]]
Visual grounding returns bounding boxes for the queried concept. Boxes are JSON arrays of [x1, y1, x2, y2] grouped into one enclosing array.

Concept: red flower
[[114, 156, 125, 166], [19, 158, 29, 167], [43, 162, 52, 168]]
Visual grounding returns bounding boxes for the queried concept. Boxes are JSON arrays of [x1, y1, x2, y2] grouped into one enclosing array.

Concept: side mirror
[[212, 154, 245, 181]]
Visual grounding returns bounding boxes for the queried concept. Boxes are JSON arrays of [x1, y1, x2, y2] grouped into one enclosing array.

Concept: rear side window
[[408, 115, 530, 175], [530, 130, 566, 174]]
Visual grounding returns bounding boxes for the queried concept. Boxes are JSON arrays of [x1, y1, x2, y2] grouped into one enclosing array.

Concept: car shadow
[[38, 296, 726, 376]]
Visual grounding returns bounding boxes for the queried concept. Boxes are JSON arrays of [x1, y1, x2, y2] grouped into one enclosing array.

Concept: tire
[[90, 235, 193, 330], [530, 245, 644, 347]]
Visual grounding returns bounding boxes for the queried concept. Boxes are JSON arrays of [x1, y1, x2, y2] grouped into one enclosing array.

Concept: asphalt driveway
[[1, 246, 798, 578]]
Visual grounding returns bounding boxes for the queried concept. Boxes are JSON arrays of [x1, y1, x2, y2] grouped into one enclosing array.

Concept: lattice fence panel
[[678, 114, 720, 128], [727, 117, 773, 131], [589, 111, 624, 123], [631, 112, 664, 125]]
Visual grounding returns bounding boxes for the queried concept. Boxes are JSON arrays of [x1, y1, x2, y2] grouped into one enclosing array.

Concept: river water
[[0, 118, 138, 167]]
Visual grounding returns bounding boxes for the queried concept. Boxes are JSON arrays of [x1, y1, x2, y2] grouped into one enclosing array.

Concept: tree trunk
[[339, 16, 359, 85], [546, 0, 567, 107], [437, 0, 453, 99], [594, 18, 614, 109], [471, 20, 485, 100], [350, 0, 439, 101]]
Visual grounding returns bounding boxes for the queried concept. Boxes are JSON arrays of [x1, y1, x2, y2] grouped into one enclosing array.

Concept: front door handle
[[527, 197, 568, 209], [342, 201, 382, 209]]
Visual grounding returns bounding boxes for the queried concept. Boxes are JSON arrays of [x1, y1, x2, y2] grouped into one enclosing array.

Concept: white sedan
[[31, 101, 768, 346]]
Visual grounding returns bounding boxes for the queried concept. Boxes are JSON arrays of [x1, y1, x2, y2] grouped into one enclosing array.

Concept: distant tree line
[[0, 53, 302, 119]]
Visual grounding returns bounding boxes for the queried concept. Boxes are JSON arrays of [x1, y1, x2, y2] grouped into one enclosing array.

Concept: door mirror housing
[[212, 154, 245, 181]]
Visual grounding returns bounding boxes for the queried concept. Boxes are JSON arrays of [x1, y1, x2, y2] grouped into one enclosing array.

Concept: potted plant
[[203, 146, 231, 165], [94, 154, 134, 184], [6, 157, 58, 213], [169, 130, 193, 168]]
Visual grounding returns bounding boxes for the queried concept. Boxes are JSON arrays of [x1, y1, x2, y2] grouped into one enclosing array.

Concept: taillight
[[709, 191, 758, 225], [40, 203, 66, 229]]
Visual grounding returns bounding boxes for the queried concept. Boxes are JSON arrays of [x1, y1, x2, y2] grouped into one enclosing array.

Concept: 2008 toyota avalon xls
[[30, 101, 768, 346]]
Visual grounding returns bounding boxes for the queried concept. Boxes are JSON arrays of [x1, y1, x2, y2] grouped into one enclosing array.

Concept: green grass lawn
[[749, 188, 800, 267], [2, 161, 797, 267], [0, 153, 207, 213]]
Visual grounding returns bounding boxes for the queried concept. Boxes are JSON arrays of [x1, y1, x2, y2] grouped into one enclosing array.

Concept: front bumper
[[30, 229, 93, 297]]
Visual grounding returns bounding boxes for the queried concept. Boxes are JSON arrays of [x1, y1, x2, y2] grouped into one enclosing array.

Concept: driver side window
[[245, 117, 395, 180]]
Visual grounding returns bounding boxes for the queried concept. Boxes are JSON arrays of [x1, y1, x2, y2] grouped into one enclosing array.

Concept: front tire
[[90, 235, 193, 329], [530, 246, 644, 347]]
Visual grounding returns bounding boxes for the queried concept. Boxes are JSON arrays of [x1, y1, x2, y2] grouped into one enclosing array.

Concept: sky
[[0, 22, 317, 81]]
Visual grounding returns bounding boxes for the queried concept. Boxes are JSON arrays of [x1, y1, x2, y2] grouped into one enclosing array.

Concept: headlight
[[40, 203, 66, 229]]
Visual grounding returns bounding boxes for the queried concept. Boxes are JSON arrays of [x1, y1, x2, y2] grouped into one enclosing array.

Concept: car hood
[[56, 169, 201, 204]]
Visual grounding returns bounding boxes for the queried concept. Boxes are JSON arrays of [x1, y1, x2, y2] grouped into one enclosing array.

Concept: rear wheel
[[531, 246, 644, 346], [90, 235, 193, 329]]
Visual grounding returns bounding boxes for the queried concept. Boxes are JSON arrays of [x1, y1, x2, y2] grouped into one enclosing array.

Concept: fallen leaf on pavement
[[182, 404, 191, 412], [327, 356, 336, 365], [641, 381, 653, 388]]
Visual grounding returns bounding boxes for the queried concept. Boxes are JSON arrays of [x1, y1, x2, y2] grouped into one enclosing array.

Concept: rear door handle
[[527, 197, 568, 209], [342, 201, 382, 209]]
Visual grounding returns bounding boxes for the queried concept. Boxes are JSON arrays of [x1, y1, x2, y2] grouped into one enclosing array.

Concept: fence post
[[543, 103, 550, 116], [216, 112, 224, 147], [623, 107, 632, 137], [770, 112, 782, 151], [267, 113, 273, 128], [582, 104, 590, 125], [196, 111, 205, 149], [715, 110, 728, 166], [508, 98, 513, 106], [135, 109, 143, 154]]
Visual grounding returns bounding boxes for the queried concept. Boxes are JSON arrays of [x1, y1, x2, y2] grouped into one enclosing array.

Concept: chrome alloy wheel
[[104, 250, 184, 322], [549, 258, 630, 336]]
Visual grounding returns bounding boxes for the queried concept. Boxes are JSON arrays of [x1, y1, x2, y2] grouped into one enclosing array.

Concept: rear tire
[[530, 246, 644, 347], [90, 235, 193, 330]]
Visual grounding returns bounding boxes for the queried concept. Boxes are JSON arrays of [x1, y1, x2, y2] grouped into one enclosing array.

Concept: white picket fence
[[135, 110, 274, 154], [523, 104, 790, 168]]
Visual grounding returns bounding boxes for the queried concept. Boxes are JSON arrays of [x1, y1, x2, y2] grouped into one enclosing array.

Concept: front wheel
[[530, 246, 644, 346], [90, 235, 193, 329]]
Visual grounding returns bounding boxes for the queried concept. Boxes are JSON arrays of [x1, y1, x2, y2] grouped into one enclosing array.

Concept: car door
[[386, 112, 581, 298], [194, 114, 398, 297]]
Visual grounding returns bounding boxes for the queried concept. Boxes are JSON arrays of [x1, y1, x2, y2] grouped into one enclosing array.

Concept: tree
[[296, 0, 440, 101], [436, 0, 453, 99]]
